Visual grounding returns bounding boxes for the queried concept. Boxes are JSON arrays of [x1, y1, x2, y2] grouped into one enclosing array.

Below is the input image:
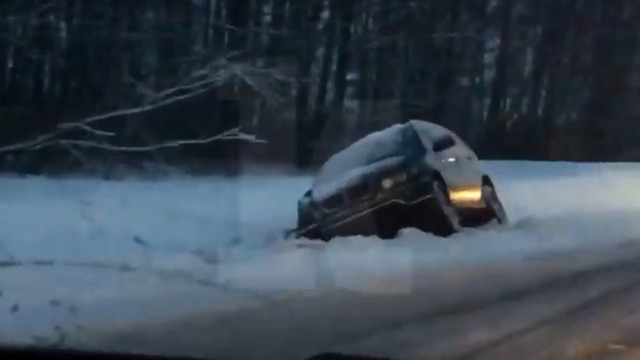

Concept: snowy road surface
[[76, 251, 640, 360], [3, 161, 640, 357]]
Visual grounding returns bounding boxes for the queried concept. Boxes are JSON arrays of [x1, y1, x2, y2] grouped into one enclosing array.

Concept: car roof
[[311, 120, 453, 200], [405, 119, 452, 140]]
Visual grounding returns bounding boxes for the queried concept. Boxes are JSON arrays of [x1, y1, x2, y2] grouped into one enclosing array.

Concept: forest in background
[[1, 0, 640, 175]]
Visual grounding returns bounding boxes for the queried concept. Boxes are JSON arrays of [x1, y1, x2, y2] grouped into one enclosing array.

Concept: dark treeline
[[1, 0, 640, 175]]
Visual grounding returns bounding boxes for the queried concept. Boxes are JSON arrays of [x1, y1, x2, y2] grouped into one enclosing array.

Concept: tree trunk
[[226, 0, 250, 51], [431, 0, 461, 123], [484, 0, 514, 157], [329, 0, 356, 126], [293, 0, 324, 168]]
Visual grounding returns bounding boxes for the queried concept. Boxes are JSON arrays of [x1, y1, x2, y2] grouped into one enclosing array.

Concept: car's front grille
[[347, 182, 371, 200], [322, 193, 344, 210]]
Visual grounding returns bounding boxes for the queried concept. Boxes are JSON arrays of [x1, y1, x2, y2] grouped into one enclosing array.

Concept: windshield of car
[[3, 1, 640, 360]]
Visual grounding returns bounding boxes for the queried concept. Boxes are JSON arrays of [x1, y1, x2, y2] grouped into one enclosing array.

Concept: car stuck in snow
[[294, 119, 508, 241]]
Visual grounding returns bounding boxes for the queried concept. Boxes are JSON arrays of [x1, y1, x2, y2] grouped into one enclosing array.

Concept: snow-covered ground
[[3, 161, 640, 347]]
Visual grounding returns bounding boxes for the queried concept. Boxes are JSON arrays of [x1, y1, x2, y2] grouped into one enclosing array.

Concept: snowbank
[[3, 161, 640, 345]]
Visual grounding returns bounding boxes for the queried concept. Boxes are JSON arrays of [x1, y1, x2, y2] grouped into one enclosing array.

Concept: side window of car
[[432, 134, 456, 152]]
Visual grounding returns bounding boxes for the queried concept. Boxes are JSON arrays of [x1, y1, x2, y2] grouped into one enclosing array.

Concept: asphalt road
[[73, 241, 640, 360], [460, 266, 640, 360]]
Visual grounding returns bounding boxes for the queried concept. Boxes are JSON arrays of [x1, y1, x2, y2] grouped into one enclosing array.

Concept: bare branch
[[0, 53, 283, 154], [0, 131, 59, 153], [58, 82, 220, 131], [58, 56, 246, 132], [34, 127, 267, 153], [72, 124, 116, 137]]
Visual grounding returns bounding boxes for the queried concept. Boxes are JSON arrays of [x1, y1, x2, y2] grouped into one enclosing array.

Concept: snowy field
[[4, 161, 640, 346]]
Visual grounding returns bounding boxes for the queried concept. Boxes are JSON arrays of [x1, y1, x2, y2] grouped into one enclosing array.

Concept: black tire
[[300, 225, 331, 241], [481, 181, 509, 225], [375, 211, 399, 239], [316, 228, 331, 242], [431, 178, 462, 236]]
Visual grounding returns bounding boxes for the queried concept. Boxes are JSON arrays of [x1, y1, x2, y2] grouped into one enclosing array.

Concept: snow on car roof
[[311, 119, 440, 200], [406, 119, 451, 139]]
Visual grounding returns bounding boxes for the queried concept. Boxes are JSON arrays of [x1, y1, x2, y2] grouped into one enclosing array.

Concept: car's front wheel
[[431, 178, 462, 236], [481, 181, 509, 225], [375, 211, 399, 240]]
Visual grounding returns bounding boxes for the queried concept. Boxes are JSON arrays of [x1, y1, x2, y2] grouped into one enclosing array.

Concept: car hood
[[311, 156, 405, 201]]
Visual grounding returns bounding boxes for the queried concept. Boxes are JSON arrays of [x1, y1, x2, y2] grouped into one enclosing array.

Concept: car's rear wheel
[[431, 179, 462, 236], [481, 181, 509, 225]]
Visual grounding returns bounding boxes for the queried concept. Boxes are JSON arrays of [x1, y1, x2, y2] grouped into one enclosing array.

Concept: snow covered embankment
[[3, 161, 640, 345]]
